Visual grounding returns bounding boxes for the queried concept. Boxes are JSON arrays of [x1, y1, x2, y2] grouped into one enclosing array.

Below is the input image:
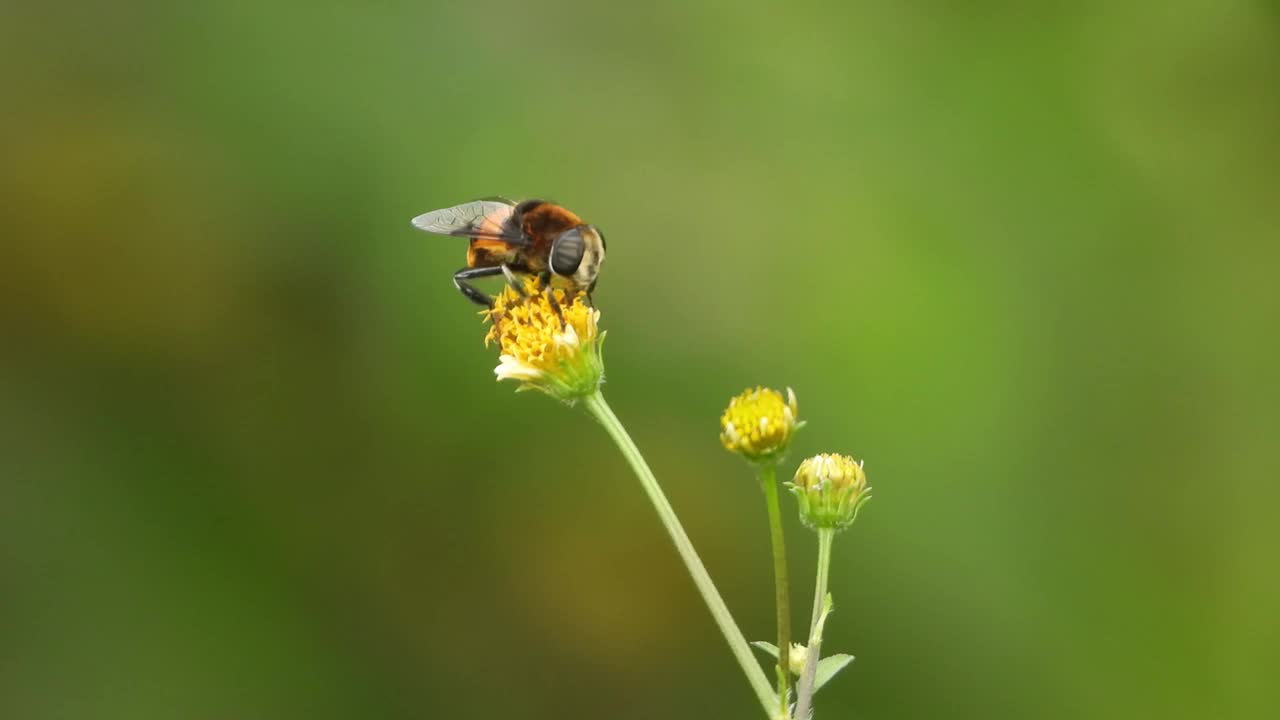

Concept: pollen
[[719, 386, 800, 461]]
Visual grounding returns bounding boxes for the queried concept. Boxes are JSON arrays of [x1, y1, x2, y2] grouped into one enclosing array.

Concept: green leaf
[[814, 653, 855, 692], [751, 641, 780, 659]]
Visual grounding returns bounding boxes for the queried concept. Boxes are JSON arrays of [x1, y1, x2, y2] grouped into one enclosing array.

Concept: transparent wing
[[410, 198, 525, 245]]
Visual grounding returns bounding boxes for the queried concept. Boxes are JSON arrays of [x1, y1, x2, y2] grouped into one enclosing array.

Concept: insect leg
[[538, 271, 565, 325], [501, 264, 529, 298], [453, 266, 504, 307]]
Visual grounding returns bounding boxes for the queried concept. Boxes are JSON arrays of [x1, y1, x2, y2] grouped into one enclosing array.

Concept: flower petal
[[495, 354, 543, 381]]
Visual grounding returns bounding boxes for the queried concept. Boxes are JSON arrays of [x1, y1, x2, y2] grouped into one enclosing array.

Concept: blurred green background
[[3, 1, 1278, 718]]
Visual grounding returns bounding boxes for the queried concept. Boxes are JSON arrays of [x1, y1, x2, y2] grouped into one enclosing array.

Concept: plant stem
[[759, 463, 792, 714], [582, 391, 778, 718], [795, 528, 836, 719], [807, 529, 834, 634]]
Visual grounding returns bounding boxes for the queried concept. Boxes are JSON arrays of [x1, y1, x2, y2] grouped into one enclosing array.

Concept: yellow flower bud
[[788, 643, 808, 676], [719, 387, 801, 462], [788, 453, 871, 531]]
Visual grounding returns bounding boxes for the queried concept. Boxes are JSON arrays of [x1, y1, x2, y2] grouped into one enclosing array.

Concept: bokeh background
[[3, 1, 1279, 718]]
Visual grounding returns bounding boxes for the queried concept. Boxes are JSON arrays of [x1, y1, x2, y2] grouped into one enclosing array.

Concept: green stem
[[808, 529, 834, 634], [582, 391, 778, 718], [759, 464, 792, 714], [795, 528, 836, 719]]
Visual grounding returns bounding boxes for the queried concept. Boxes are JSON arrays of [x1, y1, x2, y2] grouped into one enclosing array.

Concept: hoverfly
[[411, 198, 606, 309]]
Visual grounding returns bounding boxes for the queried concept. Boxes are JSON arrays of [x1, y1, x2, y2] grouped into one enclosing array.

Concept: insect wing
[[410, 199, 525, 245]]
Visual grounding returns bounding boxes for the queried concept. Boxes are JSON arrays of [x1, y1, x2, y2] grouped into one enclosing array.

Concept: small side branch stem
[[759, 463, 793, 715], [794, 528, 836, 719]]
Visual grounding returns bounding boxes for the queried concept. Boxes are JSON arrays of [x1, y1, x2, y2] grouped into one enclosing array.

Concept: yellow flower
[[719, 387, 801, 462], [788, 453, 871, 531], [483, 278, 604, 402]]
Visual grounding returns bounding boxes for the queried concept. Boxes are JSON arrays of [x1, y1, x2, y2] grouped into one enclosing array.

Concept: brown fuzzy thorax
[[521, 203, 583, 257]]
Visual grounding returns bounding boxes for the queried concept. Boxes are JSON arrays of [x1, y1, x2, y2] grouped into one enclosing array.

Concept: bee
[[411, 198, 606, 309]]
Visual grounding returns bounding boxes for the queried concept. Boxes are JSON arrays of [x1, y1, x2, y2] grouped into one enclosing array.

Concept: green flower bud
[[787, 453, 871, 531]]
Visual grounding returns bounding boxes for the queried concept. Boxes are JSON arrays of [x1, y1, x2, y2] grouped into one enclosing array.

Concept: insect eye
[[550, 229, 585, 276], [599, 229, 607, 252]]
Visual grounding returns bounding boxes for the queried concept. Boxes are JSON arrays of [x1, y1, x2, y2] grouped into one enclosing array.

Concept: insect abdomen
[[467, 239, 518, 268]]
